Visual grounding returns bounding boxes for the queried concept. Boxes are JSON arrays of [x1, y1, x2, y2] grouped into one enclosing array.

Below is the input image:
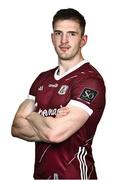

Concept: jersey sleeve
[[27, 73, 43, 101], [68, 75, 106, 116]]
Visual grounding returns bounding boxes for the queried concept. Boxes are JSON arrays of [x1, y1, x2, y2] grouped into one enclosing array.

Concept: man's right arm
[[11, 99, 41, 142], [11, 99, 69, 142]]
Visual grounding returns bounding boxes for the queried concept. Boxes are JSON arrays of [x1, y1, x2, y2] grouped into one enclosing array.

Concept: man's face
[[51, 20, 87, 61]]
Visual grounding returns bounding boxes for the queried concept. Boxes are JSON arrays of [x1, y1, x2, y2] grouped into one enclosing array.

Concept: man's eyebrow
[[54, 30, 78, 34], [67, 31, 78, 34], [54, 30, 62, 33]]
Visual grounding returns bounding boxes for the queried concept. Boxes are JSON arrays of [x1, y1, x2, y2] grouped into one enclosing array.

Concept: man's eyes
[[54, 32, 77, 36], [69, 32, 76, 36], [54, 32, 62, 35]]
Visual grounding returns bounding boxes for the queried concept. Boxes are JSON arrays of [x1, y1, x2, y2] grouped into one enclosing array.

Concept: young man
[[11, 8, 106, 179]]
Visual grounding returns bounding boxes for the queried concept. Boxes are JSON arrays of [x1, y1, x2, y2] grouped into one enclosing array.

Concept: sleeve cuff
[[68, 99, 93, 116], [27, 94, 35, 101]]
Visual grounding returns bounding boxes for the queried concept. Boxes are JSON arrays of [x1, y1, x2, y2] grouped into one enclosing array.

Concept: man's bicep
[[11, 99, 40, 141], [66, 104, 90, 128], [12, 99, 36, 132], [15, 99, 36, 118], [51, 105, 89, 143]]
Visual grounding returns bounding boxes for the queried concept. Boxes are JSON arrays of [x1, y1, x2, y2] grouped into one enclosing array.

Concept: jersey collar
[[54, 59, 88, 80]]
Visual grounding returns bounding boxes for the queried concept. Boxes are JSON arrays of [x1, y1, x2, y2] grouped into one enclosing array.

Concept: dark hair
[[52, 8, 86, 35]]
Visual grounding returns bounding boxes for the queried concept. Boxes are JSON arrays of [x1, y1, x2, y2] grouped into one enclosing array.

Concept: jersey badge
[[58, 85, 69, 95], [80, 88, 97, 103]]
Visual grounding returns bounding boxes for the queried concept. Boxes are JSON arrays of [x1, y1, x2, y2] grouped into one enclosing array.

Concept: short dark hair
[[52, 8, 86, 35]]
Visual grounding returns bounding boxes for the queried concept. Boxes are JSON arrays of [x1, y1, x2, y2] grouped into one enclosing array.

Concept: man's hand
[[56, 106, 70, 118]]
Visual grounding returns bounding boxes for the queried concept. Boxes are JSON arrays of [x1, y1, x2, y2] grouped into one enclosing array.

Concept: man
[[11, 8, 106, 179]]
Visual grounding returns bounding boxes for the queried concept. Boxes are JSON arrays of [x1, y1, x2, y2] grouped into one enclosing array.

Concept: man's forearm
[[12, 117, 43, 142], [27, 112, 53, 142], [12, 126, 41, 142]]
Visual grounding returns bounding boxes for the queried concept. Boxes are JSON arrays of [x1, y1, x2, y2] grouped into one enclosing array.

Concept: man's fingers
[[56, 106, 70, 118]]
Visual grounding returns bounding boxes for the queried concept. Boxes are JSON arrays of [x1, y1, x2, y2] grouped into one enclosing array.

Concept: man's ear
[[51, 33, 54, 45], [80, 35, 88, 48]]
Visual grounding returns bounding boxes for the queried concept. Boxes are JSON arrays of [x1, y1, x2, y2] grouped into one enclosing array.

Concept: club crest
[[58, 85, 69, 95]]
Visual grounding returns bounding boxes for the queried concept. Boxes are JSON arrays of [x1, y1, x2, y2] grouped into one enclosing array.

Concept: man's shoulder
[[81, 62, 104, 81], [36, 66, 58, 79], [31, 66, 58, 87]]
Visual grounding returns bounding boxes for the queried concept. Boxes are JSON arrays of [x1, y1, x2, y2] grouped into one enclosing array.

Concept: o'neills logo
[[48, 83, 58, 88]]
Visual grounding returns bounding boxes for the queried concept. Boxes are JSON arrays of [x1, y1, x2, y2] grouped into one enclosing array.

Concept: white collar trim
[[54, 59, 88, 80]]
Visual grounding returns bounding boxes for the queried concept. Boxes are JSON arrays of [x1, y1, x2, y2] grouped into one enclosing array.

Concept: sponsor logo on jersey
[[58, 85, 69, 95], [48, 83, 58, 88], [38, 85, 44, 91], [38, 108, 58, 117], [80, 88, 97, 102]]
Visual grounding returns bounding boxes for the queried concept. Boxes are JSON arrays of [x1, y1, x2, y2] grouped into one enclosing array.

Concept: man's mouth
[[59, 46, 70, 52]]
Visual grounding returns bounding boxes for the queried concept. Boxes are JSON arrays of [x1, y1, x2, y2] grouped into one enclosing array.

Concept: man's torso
[[29, 61, 106, 179]]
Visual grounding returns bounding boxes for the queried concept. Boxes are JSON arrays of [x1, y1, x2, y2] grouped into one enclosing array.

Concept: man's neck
[[58, 56, 84, 76]]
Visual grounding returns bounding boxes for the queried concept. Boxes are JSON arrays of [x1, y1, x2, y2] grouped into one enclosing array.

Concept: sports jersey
[[29, 60, 106, 179]]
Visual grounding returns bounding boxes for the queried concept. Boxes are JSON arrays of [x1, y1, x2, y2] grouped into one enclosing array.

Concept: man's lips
[[59, 46, 70, 52]]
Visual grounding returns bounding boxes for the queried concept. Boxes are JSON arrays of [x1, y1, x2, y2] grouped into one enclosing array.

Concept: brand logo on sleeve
[[58, 85, 69, 95], [80, 88, 98, 102], [38, 85, 44, 91]]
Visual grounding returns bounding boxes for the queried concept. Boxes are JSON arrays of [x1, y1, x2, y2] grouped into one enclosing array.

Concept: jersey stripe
[[77, 146, 87, 179], [68, 99, 93, 116], [39, 144, 52, 163], [27, 94, 35, 101]]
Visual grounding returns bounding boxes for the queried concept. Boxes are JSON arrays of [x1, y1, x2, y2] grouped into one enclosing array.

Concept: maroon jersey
[[29, 60, 106, 179]]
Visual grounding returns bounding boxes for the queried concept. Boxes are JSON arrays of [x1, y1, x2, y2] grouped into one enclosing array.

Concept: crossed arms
[[11, 99, 89, 143]]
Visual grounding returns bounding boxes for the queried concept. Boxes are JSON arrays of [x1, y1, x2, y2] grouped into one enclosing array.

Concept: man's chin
[[58, 55, 73, 61]]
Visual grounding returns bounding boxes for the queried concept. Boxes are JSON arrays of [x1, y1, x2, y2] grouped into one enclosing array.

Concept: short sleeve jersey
[[29, 60, 106, 179]]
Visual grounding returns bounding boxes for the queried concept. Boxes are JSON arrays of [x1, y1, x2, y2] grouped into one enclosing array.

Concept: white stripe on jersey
[[77, 146, 87, 180], [39, 144, 52, 163], [68, 99, 93, 116]]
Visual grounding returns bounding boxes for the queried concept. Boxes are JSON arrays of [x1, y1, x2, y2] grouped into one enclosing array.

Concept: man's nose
[[61, 33, 69, 44]]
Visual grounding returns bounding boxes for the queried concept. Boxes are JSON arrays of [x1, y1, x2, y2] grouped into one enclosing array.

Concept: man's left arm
[[27, 105, 90, 143]]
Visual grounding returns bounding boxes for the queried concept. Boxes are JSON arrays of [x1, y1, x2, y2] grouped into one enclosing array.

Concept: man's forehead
[[54, 20, 81, 32]]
